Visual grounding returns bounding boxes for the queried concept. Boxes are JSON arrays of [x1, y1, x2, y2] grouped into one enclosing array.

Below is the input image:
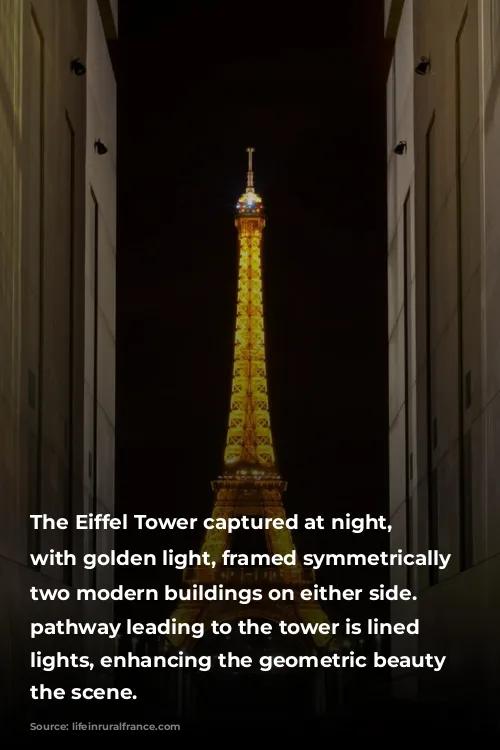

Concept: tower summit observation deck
[[167, 149, 332, 652]]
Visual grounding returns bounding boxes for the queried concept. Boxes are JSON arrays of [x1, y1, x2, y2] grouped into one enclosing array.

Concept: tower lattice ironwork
[[167, 148, 332, 651]]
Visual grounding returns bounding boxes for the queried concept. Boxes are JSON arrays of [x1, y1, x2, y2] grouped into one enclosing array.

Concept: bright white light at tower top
[[236, 146, 264, 214], [244, 190, 260, 204], [236, 189, 263, 213]]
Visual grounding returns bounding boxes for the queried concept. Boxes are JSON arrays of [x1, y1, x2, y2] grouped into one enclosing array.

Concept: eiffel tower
[[166, 149, 332, 661]]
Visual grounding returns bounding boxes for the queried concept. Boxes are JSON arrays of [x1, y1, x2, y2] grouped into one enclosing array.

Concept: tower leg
[[177, 665, 183, 717], [184, 670, 191, 718], [176, 667, 194, 718], [337, 665, 344, 707], [314, 668, 327, 716]]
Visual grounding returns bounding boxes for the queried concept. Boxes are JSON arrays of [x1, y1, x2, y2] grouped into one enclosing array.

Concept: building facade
[[84, 0, 118, 678], [386, 0, 500, 707], [0, 0, 117, 727]]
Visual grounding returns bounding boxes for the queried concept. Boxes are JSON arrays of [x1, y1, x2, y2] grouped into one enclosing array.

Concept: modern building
[[83, 0, 118, 680], [0, 0, 117, 727], [386, 0, 500, 708]]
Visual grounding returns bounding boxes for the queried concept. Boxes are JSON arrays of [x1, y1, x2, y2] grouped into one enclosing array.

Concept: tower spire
[[246, 146, 255, 189]]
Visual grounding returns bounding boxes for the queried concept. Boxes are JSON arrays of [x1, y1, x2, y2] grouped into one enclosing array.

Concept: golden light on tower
[[225, 147, 275, 470], [167, 149, 332, 650]]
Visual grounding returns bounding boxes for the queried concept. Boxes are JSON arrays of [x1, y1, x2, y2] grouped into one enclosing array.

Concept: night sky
[[116, 0, 392, 611]]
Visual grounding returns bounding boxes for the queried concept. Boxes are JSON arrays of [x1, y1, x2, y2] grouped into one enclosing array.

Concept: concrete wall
[[386, 0, 419, 700], [385, 0, 405, 39], [0, 0, 88, 725], [109, 0, 118, 31], [97, 0, 118, 40], [84, 0, 117, 672], [387, 0, 500, 706], [0, 0, 117, 725], [413, 0, 488, 704]]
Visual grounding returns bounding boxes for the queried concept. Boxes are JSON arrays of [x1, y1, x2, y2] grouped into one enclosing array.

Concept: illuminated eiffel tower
[[167, 149, 331, 656]]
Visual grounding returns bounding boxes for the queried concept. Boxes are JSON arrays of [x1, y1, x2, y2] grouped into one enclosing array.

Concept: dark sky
[[116, 0, 392, 607]]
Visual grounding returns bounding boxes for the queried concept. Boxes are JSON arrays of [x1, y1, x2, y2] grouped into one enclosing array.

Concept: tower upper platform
[[236, 147, 264, 218]]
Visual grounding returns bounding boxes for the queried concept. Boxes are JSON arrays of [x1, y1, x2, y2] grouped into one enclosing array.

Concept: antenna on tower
[[246, 147, 255, 189]]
